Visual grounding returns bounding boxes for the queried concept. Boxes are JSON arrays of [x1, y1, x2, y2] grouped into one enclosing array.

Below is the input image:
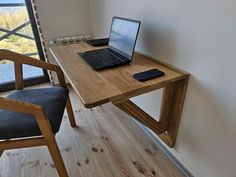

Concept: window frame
[[0, 1, 49, 92]]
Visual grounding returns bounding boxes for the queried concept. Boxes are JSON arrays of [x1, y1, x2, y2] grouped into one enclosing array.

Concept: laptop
[[79, 16, 141, 70]]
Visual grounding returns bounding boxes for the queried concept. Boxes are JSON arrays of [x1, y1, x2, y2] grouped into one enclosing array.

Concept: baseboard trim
[[136, 121, 194, 177]]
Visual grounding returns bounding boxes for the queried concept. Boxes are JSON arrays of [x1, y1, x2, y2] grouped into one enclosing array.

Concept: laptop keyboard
[[79, 48, 128, 70], [90, 49, 124, 66]]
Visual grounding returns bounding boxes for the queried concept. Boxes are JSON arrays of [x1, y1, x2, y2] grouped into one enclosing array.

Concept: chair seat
[[0, 87, 69, 140]]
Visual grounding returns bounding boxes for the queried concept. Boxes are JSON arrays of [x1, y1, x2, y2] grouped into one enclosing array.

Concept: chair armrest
[[0, 96, 54, 138], [0, 97, 43, 115], [0, 49, 66, 87]]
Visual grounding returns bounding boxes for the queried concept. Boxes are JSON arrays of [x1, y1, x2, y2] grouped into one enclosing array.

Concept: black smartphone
[[133, 69, 165, 82]]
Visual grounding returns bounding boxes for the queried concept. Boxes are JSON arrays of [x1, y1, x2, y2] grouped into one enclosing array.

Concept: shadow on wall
[[176, 76, 236, 176], [139, 19, 177, 64]]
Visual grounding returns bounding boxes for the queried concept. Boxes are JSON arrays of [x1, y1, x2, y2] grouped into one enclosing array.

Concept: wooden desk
[[50, 43, 189, 147]]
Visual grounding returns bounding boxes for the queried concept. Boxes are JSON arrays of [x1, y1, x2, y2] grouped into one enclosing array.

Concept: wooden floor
[[0, 87, 185, 177]]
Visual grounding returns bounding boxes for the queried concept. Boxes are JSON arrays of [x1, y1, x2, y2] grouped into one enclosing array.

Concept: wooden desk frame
[[113, 76, 189, 147], [50, 44, 189, 148]]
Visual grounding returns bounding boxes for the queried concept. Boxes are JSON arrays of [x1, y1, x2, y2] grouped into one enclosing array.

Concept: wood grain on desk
[[50, 43, 187, 108]]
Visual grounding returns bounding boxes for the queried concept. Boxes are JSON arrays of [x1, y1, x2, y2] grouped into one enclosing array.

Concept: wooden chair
[[0, 49, 76, 177]]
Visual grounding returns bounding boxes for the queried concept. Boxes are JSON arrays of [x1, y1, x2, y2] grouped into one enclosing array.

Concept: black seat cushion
[[0, 87, 69, 140]]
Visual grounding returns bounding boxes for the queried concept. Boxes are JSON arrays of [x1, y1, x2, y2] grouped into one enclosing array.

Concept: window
[[0, 0, 49, 92]]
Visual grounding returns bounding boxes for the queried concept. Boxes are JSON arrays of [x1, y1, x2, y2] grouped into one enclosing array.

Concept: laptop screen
[[108, 17, 141, 61]]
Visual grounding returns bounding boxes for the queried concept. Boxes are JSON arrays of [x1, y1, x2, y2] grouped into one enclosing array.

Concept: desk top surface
[[50, 43, 188, 108]]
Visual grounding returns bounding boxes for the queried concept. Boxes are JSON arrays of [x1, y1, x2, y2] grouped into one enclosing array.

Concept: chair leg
[[47, 137, 69, 177], [66, 97, 76, 127], [35, 110, 69, 177], [0, 151, 3, 157]]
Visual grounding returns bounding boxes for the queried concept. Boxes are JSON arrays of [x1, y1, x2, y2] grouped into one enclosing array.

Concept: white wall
[[89, 0, 236, 177], [35, 0, 91, 64]]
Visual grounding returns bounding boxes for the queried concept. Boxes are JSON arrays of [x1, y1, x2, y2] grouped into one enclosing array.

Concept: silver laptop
[[79, 16, 141, 70]]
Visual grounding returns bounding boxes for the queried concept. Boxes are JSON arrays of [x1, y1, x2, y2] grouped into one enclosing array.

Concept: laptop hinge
[[106, 48, 129, 62]]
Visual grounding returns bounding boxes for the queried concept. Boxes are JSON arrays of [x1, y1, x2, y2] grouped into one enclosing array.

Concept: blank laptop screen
[[108, 17, 140, 61]]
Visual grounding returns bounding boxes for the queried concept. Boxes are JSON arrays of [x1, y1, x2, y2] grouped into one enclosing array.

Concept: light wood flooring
[[0, 87, 185, 177]]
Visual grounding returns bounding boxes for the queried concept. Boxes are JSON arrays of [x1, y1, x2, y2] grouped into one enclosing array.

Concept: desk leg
[[114, 100, 166, 135], [113, 77, 189, 148], [66, 97, 77, 127], [159, 77, 189, 147]]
